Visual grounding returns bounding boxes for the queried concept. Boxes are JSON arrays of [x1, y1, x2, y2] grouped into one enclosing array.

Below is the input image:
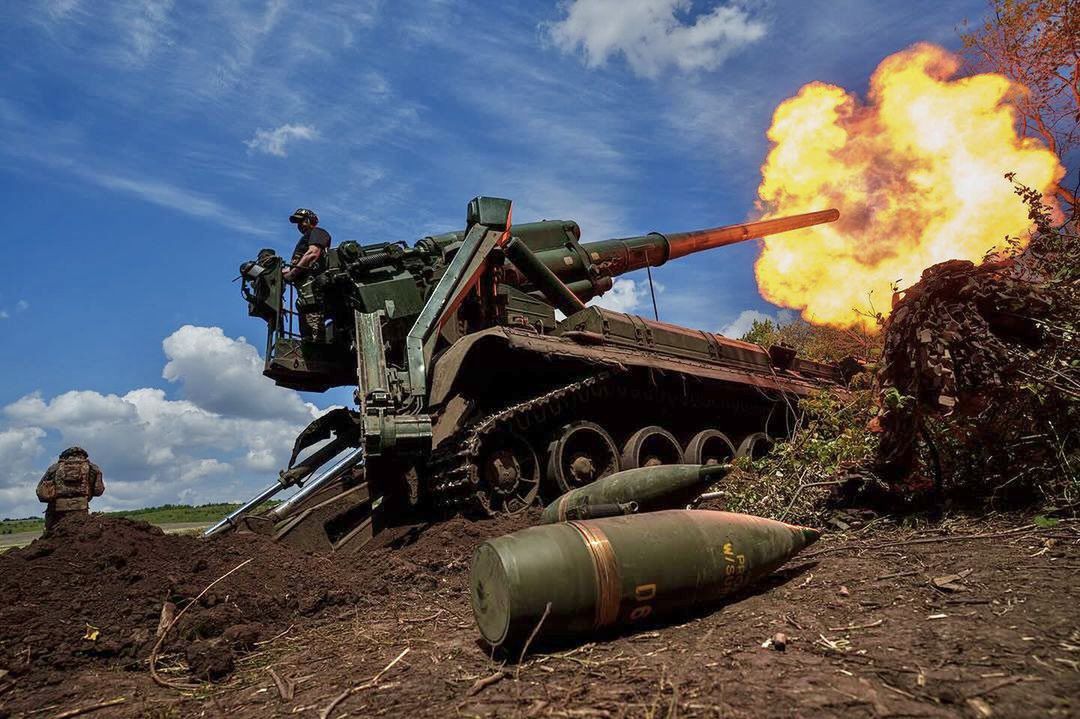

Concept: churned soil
[[0, 516, 362, 678], [0, 510, 1077, 718]]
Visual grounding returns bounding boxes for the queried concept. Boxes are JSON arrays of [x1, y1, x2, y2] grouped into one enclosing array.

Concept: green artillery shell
[[470, 509, 820, 647], [540, 464, 730, 524]]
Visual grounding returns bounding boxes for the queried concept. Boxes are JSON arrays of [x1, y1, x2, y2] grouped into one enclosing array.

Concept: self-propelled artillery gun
[[207, 198, 850, 551]]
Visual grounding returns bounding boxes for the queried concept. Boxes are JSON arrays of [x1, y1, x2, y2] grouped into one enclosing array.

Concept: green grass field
[[0, 502, 261, 534]]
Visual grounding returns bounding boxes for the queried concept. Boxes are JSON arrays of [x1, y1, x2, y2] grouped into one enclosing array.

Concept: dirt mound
[[0, 516, 350, 679], [360, 513, 531, 596], [2, 511, 1077, 718], [0, 512, 528, 687]]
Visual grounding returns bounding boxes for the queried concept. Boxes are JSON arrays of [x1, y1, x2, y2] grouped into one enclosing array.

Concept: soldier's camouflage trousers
[[295, 276, 325, 342]]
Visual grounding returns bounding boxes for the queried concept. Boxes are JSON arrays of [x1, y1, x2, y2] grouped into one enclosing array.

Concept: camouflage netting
[[875, 186, 1079, 505]]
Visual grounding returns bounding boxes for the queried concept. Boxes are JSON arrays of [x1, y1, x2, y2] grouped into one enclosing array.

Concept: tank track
[[426, 372, 615, 515]]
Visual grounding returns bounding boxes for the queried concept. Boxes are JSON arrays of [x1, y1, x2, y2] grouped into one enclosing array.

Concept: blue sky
[[0, 0, 991, 518]]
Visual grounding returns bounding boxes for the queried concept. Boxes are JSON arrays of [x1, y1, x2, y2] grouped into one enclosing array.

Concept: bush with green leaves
[[718, 385, 879, 525]]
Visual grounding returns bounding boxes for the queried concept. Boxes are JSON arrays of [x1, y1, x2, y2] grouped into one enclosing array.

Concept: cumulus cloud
[[161, 325, 315, 422], [245, 123, 318, 157], [0, 427, 46, 485], [1, 326, 326, 517], [0, 427, 46, 459], [4, 388, 312, 487], [7, 390, 135, 428], [547, 0, 767, 78], [587, 277, 663, 314], [0, 427, 47, 518], [718, 308, 795, 339]]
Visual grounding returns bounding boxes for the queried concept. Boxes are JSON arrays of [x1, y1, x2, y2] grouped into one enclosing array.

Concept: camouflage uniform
[[36, 447, 104, 532], [288, 210, 332, 342], [295, 273, 325, 341]]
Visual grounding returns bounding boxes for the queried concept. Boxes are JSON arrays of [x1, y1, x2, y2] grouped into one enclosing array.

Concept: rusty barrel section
[[539, 463, 730, 524], [665, 208, 840, 260], [470, 509, 820, 647], [582, 208, 839, 276]]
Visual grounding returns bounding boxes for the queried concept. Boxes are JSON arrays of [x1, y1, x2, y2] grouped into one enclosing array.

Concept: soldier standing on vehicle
[[36, 447, 104, 533], [282, 208, 332, 341]]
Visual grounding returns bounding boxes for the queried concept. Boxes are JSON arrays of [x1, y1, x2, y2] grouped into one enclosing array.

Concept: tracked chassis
[[210, 197, 852, 551]]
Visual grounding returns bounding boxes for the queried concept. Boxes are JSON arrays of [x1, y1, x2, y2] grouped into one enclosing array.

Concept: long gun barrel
[[583, 208, 839, 276], [230, 197, 853, 551]]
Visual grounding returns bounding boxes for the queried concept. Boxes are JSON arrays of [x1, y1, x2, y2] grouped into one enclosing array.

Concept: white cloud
[[161, 325, 316, 422], [588, 277, 664, 314], [41, 0, 82, 20], [36, 0, 175, 64], [245, 123, 318, 157], [0, 101, 270, 236], [83, 169, 239, 222], [362, 70, 391, 103], [4, 387, 309, 482], [0, 310, 7, 320], [208, 0, 289, 94], [509, 180, 629, 241], [662, 81, 768, 162], [1, 326, 326, 517], [15, 300, 29, 312], [6, 390, 136, 428], [6, 2, 426, 242], [0, 427, 46, 486], [62, 157, 270, 236], [177, 458, 231, 485], [547, 0, 767, 78], [0, 427, 47, 519], [117, 0, 174, 63], [349, 163, 386, 189], [719, 308, 795, 339]]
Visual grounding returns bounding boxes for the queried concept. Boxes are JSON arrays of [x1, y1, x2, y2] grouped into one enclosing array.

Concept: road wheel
[[621, 425, 683, 469], [736, 432, 775, 460], [683, 429, 736, 466], [546, 421, 620, 494], [477, 431, 540, 515]]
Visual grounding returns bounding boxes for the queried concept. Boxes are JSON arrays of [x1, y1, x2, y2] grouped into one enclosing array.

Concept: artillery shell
[[540, 463, 729, 524], [470, 509, 820, 647], [561, 501, 639, 521]]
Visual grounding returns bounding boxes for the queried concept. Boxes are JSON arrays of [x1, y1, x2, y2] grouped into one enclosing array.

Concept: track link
[[426, 372, 613, 515]]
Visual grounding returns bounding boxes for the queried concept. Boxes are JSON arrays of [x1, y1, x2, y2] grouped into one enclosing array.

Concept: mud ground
[[0, 523, 210, 551], [0, 510, 1076, 718]]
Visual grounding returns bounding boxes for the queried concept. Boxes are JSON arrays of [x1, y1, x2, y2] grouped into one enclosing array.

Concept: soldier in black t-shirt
[[284, 208, 332, 281], [283, 208, 332, 340]]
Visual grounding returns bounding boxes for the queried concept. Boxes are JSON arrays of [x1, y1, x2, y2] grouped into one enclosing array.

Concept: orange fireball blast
[[755, 43, 1065, 329]]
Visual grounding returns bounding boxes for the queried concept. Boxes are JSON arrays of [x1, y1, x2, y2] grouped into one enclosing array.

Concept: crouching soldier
[[36, 447, 105, 532]]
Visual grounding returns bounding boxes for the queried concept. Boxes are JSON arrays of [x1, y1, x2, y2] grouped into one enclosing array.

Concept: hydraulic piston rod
[[203, 480, 289, 537], [202, 447, 365, 538], [269, 447, 365, 520]]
